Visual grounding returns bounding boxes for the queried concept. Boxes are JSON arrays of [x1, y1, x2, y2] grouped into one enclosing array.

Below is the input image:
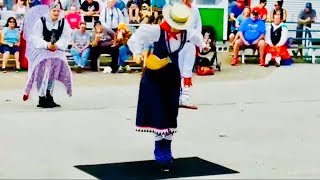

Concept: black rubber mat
[[75, 157, 239, 180]]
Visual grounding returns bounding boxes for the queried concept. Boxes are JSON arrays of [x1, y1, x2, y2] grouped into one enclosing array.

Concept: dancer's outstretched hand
[[47, 43, 57, 51], [133, 53, 143, 64]]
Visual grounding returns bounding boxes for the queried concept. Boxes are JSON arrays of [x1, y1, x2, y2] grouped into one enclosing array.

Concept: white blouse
[[31, 14, 72, 50], [127, 24, 206, 56], [265, 22, 288, 47]]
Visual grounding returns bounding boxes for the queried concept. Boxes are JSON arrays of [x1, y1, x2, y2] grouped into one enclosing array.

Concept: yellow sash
[[145, 54, 170, 70]]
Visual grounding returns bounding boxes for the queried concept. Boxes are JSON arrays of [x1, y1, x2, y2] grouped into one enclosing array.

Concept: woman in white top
[[13, 0, 26, 13]]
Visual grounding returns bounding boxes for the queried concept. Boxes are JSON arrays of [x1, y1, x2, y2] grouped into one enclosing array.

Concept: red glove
[[183, 77, 192, 88]]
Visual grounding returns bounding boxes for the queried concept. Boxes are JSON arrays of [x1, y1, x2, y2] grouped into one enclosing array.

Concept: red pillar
[[19, 32, 28, 69]]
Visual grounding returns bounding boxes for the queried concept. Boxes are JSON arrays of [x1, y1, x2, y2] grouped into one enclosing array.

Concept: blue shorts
[[2, 45, 19, 54]]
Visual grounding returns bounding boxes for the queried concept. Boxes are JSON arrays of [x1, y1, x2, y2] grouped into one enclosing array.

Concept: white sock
[[275, 57, 281, 64], [265, 53, 272, 64], [155, 134, 164, 141], [164, 134, 173, 140]]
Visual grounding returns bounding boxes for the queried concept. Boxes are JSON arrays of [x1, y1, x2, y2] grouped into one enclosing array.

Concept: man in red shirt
[[252, 0, 267, 21]]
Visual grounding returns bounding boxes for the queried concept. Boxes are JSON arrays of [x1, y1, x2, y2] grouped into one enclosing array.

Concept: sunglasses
[[9, 21, 15, 23]]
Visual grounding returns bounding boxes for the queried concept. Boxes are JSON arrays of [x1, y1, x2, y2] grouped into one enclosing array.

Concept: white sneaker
[[125, 65, 131, 72]]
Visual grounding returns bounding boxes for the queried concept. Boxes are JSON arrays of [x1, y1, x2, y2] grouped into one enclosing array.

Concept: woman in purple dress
[[22, 2, 73, 108]]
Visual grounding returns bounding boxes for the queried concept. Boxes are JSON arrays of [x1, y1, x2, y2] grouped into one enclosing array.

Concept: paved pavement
[[1, 57, 320, 179]]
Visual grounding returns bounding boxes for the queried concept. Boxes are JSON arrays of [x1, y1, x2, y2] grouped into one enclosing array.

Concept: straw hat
[[162, 2, 193, 30]]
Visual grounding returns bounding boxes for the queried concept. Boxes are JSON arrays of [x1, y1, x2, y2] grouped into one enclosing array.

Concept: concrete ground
[[1, 53, 320, 179]]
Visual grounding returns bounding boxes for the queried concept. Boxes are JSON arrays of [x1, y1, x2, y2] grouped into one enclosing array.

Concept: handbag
[[196, 66, 215, 76]]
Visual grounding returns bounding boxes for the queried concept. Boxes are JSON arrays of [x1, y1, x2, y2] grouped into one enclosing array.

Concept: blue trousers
[[70, 47, 90, 68], [118, 45, 132, 67]]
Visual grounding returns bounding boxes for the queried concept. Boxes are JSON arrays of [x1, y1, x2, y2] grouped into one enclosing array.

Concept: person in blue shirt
[[229, 0, 244, 44], [231, 9, 266, 66]]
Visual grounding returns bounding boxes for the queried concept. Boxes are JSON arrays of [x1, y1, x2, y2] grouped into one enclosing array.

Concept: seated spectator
[[65, 5, 82, 30], [151, 0, 164, 21], [13, 0, 26, 13], [231, 9, 266, 66], [126, 0, 140, 23], [115, 0, 126, 15], [229, 0, 244, 44], [1, 17, 20, 73], [80, 0, 100, 22], [149, 13, 163, 25], [70, 22, 91, 73], [230, 6, 250, 46], [89, 21, 119, 72], [236, 6, 250, 28], [29, 0, 41, 7], [265, 14, 292, 67], [114, 22, 132, 73], [138, 3, 151, 24], [251, 0, 267, 21], [54, 0, 63, 9], [63, 0, 81, 12], [293, 2, 317, 58], [4, 0, 14, 10], [100, 0, 124, 31], [270, 0, 287, 22]]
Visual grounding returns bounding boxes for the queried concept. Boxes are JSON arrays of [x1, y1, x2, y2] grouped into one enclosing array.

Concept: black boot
[[37, 96, 50, 108], [46, 90, 61, 108]]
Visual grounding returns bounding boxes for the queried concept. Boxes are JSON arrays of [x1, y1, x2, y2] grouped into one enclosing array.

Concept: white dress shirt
[[127, 24, 206, 55]]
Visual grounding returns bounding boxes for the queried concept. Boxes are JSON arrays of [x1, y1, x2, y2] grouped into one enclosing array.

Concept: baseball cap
[[237, 0, 244, 3], [306, 2, 312, 9], [252, 9, 259, 16]]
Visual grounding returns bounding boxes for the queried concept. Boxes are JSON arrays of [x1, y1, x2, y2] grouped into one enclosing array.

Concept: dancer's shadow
[[74, 157, 239, 179]]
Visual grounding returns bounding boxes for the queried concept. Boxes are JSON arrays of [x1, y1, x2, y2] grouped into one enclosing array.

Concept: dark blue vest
[[151, 28, 187, 66]]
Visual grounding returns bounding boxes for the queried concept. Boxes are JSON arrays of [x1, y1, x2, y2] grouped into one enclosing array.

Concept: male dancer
[[178, 0, 202, 109]]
